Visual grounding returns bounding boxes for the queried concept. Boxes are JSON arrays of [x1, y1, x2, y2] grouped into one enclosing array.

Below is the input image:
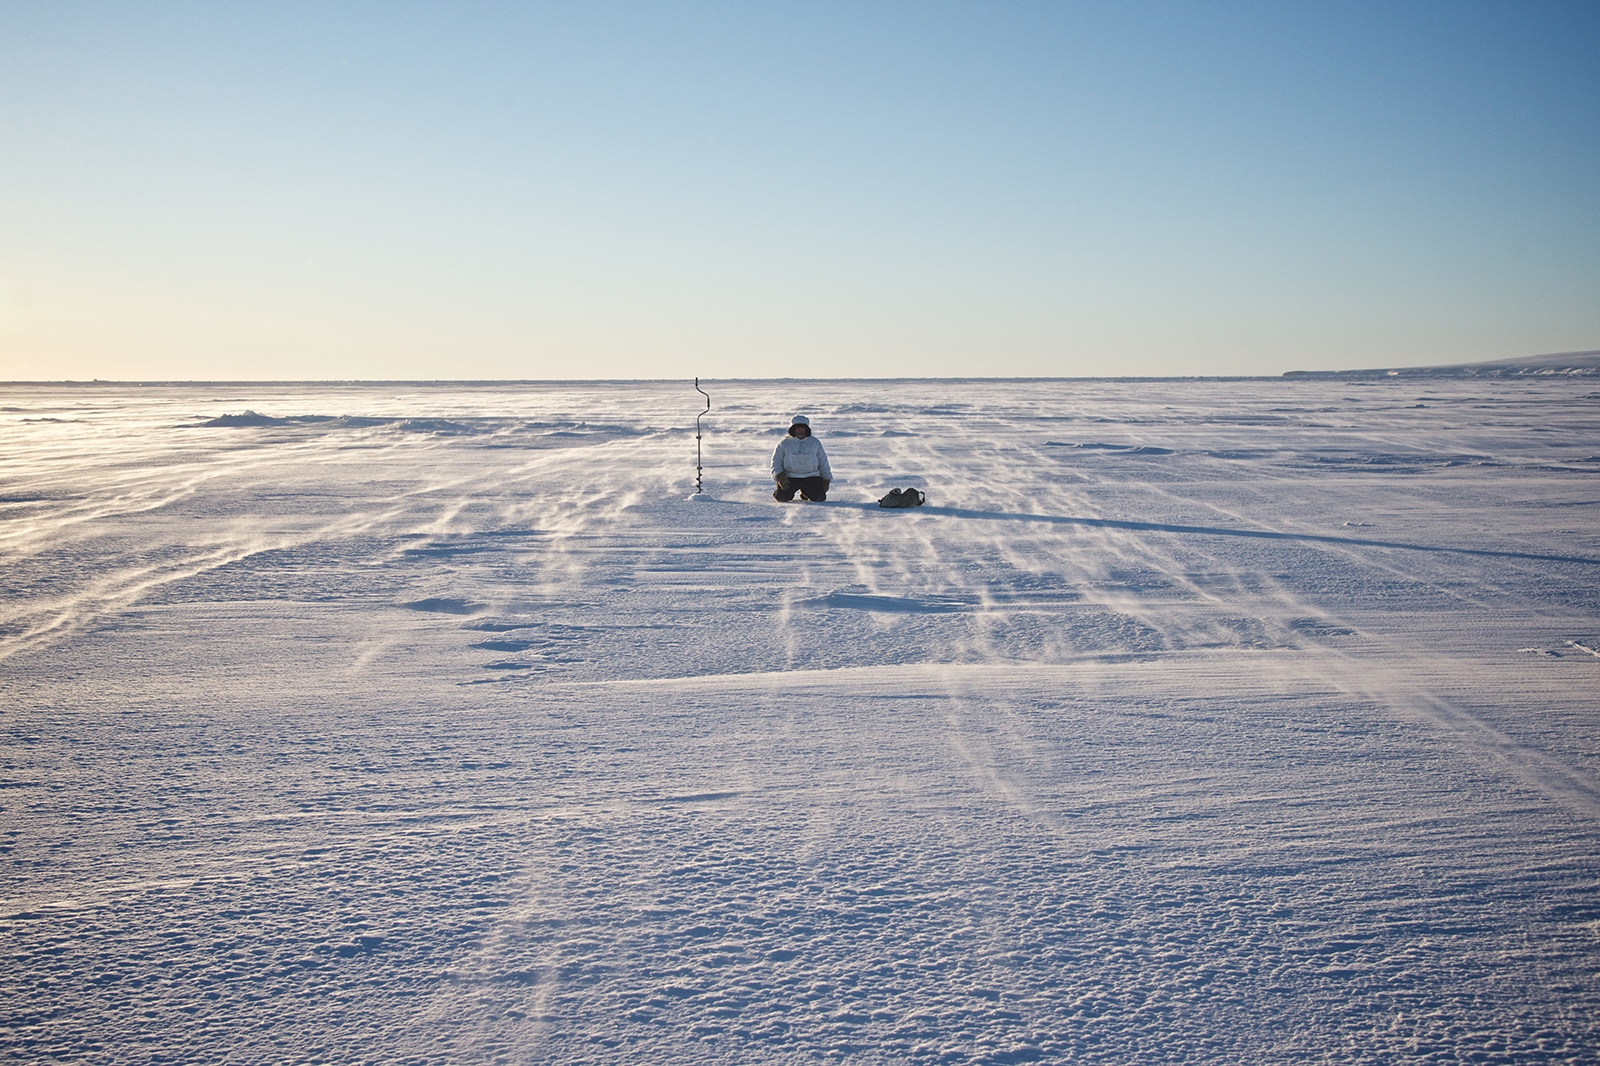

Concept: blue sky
[[2, 1, 1596, 379]]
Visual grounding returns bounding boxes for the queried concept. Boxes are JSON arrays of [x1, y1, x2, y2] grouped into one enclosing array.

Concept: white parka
[[771, 435, 833, 480]]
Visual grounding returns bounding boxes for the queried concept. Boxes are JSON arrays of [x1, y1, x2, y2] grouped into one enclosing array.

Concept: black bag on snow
[[877, 487, 926, 508]]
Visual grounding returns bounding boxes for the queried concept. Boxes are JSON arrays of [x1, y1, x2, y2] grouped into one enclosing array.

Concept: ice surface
[[3, 378, 1599, 1064]]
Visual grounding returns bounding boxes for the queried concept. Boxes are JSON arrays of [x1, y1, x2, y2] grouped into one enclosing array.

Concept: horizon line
[[6, 350, 1595, 388], [5, 374, 1317, 387]]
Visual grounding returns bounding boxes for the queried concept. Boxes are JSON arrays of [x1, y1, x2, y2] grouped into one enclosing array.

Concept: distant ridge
[[1285, 350, 1600, 379]]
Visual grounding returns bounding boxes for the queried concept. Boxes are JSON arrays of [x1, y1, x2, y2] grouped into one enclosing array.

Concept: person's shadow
[[847, 501, 1600, 567]]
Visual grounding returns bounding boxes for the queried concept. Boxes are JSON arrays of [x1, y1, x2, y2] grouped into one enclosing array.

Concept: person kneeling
[[771, 415, 832, 502]]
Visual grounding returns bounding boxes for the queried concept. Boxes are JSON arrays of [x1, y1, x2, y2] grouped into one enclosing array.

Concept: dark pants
[[774, 476, 828, 502]]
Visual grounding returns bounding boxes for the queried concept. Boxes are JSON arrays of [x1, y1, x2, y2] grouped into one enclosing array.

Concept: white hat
[[790, 414, 810, 427]]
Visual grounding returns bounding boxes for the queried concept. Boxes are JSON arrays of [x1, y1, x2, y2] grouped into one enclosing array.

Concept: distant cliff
[[1285, 350, 1600, 379]]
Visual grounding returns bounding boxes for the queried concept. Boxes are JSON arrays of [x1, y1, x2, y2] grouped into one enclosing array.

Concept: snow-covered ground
[[3, 378, 1599, 1064]]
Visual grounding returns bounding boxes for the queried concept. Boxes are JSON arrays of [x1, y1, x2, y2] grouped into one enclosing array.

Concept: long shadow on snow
[[844, 502, 1600, 567]]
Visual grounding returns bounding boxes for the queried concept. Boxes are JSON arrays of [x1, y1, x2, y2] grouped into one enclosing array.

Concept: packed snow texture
[[3, 379, 1599, 1065]]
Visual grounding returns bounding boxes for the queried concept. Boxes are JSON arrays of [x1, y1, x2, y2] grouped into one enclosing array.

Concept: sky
[[1, 2, 1597, 381]]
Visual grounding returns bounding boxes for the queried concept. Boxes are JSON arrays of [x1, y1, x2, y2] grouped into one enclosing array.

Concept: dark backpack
[[877, 487, 926, 508]]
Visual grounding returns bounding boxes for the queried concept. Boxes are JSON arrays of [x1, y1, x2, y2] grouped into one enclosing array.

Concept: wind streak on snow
[[0, 536, 299, 660], [1279, 642, 1600, 823]]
